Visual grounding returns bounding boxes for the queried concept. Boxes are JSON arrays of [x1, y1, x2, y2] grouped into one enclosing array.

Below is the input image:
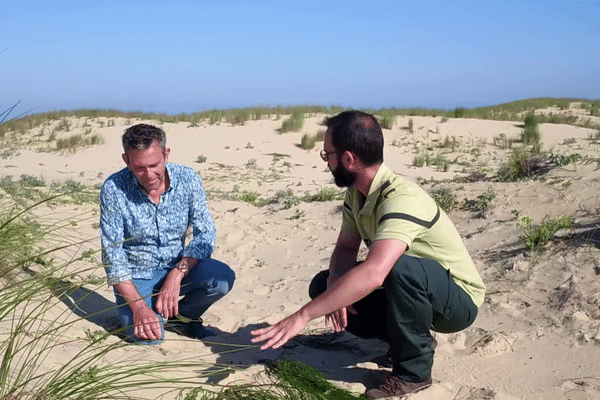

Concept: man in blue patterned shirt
[[100, 123, 235, 344]]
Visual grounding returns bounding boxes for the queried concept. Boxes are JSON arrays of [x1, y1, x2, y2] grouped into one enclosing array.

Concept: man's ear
[[341, 150, 358, 171], [163, 147, 171, 162], [122, 153, 129, 166]]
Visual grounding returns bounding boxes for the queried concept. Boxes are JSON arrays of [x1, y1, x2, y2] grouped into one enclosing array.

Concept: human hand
[[155, 269, 183, 319], [250, 310, 309, 350], [324, 305, 356, 332], [132, 305, 162, 340]]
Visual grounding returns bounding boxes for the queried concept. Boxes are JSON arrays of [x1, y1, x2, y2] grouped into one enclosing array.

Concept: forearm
[[302, 262, 381, 321], [328, 246, 359, 285], [114, 280, 148, 313]]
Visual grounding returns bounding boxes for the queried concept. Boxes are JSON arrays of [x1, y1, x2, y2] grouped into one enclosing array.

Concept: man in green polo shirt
[[251, 110, 485, 399]]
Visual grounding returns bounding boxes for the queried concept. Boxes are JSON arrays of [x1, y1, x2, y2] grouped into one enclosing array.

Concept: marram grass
[[1, 192, 358, 400], [0, 195, 239, 399]]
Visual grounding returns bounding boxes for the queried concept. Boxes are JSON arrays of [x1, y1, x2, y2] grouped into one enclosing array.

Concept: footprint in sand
[[252, 285, 271, 296]]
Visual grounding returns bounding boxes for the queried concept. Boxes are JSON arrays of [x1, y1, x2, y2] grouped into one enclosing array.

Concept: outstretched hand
[[250, 310, 309, 350]]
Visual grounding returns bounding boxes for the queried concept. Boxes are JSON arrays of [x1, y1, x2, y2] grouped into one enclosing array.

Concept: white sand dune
[[1, 109, 600, 399]]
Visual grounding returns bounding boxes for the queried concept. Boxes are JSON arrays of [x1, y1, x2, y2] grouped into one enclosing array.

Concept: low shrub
[[496, 148, 545, 181], [429, 187, 457, 212], [517, 214, 572, 253]]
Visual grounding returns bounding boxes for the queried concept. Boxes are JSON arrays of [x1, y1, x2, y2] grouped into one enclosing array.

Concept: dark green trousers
[[308, 255, 478, 382]]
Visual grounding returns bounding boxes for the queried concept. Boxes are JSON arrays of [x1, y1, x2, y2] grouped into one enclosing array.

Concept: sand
[[1, 108, 600, 399]]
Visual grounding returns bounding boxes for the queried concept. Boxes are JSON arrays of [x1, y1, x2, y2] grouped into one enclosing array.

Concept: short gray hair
[[122, 124, 166, 152]]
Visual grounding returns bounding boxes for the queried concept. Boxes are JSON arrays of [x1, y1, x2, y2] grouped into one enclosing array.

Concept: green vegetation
[[3, 98, 600, 142], [378, 113, 395, 130], [56, 132, 104, 152], [279, 111, 305, 133], [496, 148, 545, 182], [183, 359, 360, 399], [195, 154, 207, 163], [0, 196, 239, 399], [549, 152, 582, 167], [517, 214, 572, 254], [463, 187, 496, 218], [300, 130, 324, 150], [520, 112, 540, 146], [429, 187, 458, 212], [302, 187, 345, 202]]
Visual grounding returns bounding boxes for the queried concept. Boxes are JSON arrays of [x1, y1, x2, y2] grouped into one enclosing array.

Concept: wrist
[[175, 259, 190, 275]]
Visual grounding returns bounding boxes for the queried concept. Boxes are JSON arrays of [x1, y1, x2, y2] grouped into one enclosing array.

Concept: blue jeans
[[114, 258, 235, 344]]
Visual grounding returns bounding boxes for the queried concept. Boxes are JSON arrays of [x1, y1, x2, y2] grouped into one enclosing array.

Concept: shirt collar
[[359, 163, 393, 215]]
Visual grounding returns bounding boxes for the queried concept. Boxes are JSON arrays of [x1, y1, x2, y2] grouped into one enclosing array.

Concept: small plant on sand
[[273, 189, 301, 209], [463, 187, 496, 218], [429, 187, 458, 212], [517, 214, 572, 256], [195, 154, 207, 163], [496, 148, 545, 182], [303, 187, 345, 202], [408, 117, 414, 132], [549, 152, 582, 167]]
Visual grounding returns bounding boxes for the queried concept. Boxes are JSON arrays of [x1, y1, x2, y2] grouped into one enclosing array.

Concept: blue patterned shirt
[[100, 163, 215, 286]]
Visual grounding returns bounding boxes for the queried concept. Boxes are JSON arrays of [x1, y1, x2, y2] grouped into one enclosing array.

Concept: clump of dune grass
[[55, 132, 104, 152], [303, 187, 345, 202], [496, 148, 546, 182], [378, 113, 394, 130], [0, 193, 246, 400], [521, 113, 541, 146], [185, 359, 360, 400], [430, 187, 458, 212], [299, 131, 323, 150], [278, 111, 304, 133]]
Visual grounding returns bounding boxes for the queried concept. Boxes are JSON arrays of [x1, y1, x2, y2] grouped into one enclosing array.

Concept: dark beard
[[332, 163, 357, 187]]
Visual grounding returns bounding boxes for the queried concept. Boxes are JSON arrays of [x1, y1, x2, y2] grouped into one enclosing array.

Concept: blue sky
[[2, 1, 599, 114]]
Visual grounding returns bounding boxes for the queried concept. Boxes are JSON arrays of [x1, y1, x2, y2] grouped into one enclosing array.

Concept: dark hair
[[324, 110, 384, 166], [122, 124, 166, 152]]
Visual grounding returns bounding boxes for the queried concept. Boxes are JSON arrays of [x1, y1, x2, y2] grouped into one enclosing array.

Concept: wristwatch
[[175, 259, 189, 274]]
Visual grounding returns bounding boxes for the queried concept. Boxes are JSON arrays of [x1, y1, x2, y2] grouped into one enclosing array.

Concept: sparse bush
[[303, 187, 344, 202], [240, 190, 261, 204], [408, 118, 414, 131], [300, 132, 320, 150], [496, 148, 545, 181], [521, 125, 540, 146], [273, 189, 301, 209], [195, 154, 207, 163], [454, 107, 467, 118], [430, 187, 458, 212], [517, 214, 572, 253], [379, 114, 394, 130], [279, 111, 304, 133], [412, 155, 424, 167], [549, 153, 581, 167], [463, 187, 496, 218]]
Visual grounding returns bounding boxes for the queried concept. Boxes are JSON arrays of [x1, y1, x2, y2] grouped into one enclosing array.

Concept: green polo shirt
[[341, 163, 485, 307]]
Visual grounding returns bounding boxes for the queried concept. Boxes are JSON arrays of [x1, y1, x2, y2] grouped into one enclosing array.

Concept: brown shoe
[[365, 375, 432, 399]]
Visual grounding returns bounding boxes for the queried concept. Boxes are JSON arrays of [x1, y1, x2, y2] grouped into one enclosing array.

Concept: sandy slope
[[1, 110, 600, 399]]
